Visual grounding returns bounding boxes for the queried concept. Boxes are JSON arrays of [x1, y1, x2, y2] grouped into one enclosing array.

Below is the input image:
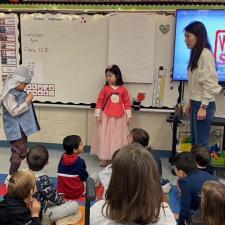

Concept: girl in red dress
[[91, 65, 132, 166]]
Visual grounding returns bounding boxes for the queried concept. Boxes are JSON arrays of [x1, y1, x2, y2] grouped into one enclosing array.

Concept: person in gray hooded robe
[[0, 65, 40, 183]]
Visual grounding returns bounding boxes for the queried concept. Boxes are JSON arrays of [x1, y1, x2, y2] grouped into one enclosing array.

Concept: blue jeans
[[190, 100, 216, 148]]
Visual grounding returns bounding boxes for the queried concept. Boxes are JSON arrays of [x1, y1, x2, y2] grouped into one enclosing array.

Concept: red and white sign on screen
[[214, 30, 225, 65]]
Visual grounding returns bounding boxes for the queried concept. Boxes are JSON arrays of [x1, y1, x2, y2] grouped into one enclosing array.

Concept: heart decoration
[[159, 24, 170, 34]]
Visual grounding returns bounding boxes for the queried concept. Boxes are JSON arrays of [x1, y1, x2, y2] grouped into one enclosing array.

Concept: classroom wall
[[0, 107, 173, 151], [0, 12, 175, 152]]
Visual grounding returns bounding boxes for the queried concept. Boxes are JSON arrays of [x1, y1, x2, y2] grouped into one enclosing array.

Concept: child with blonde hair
[[0, 170, 41, 225]]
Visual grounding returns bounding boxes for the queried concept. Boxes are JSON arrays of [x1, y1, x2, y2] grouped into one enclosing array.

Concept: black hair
[[26, 145, 49, 171], [184, 21, 211, 71], [63, 135, 81, 155], [105, 65, 124, 86], [130, 128, 149, 148], [174, 152, 197, 175], [191, 145, 210, 167]]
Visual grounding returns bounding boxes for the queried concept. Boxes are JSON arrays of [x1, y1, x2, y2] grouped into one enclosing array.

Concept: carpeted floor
[[0, 173, 104, 204], [0, 173, 178, 215]]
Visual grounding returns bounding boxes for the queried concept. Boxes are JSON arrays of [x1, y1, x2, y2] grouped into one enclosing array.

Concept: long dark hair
[[185, 21, 211, 71], [105, 64, 124, 86]]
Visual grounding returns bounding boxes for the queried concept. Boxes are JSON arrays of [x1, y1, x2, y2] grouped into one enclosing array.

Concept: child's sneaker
[[4, 174, 11, 185]]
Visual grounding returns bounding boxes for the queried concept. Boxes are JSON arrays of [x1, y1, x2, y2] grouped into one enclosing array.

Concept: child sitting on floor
[[128, 128, 171, 193], [98, 128, 171, 198], [190, 180, 225, 225], [191, 145, 214, 175], [90, 143, 176, 225], [57, 135, 89, 200], [26, 145, 65, 214], [0, 170, 41, 225], [173, 152, 218, 225], [27, 145, 80, 225]]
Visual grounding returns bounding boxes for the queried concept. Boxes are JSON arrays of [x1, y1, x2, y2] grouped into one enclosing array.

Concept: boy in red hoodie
[[57, 135, 89, 200]]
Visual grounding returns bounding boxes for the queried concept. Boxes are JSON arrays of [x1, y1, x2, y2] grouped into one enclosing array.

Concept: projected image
[[173, 10, 225, 82]]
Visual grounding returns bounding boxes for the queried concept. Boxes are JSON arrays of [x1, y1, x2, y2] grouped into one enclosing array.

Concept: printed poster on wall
[[0, 13, 20, 90]]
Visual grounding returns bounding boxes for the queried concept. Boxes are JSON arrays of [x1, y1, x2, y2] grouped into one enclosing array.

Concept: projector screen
[[173, 9, 225, 82]]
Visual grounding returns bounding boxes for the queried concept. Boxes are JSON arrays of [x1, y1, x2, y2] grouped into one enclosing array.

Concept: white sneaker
[[4, 174, 11, 186], [162, 182, 172, 194]]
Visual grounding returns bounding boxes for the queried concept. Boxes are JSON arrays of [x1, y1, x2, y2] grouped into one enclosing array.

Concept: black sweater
[[0, 194, 41, 225]]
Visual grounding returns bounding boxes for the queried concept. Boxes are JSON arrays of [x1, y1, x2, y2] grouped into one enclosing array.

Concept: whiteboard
[[20, 12, 179, 108], [108, 13, 155, 83], [20, 13, 108, 104], [125, 14, 178, 108]]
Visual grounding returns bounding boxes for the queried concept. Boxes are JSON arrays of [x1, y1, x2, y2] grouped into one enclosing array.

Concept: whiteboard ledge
[[33, 102, 174, 112], [33, 103, 92, 109], [139, 108, 174, 113]]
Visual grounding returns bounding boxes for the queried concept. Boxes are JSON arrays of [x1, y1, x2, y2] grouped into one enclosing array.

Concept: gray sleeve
[[3, 94, 29, 117]]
